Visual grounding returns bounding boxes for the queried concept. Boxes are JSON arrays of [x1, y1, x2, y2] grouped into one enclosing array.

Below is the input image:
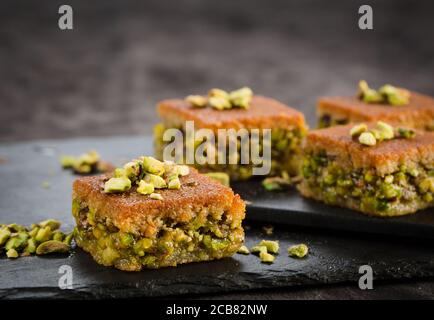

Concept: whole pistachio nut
[[104, 177, 132, 193], [36, 240, 70, 255], [39, 219, 61, 231], [142, 156, 165, 176], [35, 226, 52, 243], [0, 228, 11, 246], [186, 95, 207, 108], [137, 180, 155, 195], [359, 132, 377, 146]]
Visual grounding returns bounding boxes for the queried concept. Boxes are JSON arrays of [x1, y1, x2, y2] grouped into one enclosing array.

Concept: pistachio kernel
[[6, 248, 19, 259], [209, 96, 231, 110], [39, 219, 61, 231], [259, 251, 275, 263], [288, 243, 309, 258], [36, 240, 70, 255], [376, 121, 394, 140], [259, 240, 279, 254], [104, 177, 132, 193], [168, 178, 181, 190], [142, 156, 165, 176], [250, 245, 267, 255], [208, 88, 229, 99], [237, 245, 250, 255], [137, 180, 154, 195], [144, 174, 167, 189], [229, 87, 253, 109], [186, 95, 208, 108], [149, 193, 164, 200], [359, 132, 377, 146], [397, 127, 416, 139], [350, 123, 368, 137]]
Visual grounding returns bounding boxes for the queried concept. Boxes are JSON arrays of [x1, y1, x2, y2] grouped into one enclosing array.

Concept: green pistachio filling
[[301, 150, 434, 215], [186, 87, 253, 110], [154, 124, 305, 180], [72, 200, 244, 270]]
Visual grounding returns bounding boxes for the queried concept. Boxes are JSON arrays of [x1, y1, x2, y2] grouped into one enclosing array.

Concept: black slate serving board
[[1, 135, 434, 299]]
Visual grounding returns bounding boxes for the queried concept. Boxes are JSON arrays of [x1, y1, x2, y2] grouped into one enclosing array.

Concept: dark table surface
[[0, 0, 433, 299]]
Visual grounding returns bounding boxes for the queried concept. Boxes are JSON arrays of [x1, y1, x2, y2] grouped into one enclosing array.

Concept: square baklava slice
[[154, 88, 307, 180], [298, 123, 434, 217], [72, 157, 245, 271], [317, 82, 434, 130]]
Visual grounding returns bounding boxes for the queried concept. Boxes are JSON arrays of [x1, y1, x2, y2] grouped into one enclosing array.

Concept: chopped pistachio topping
[[259, 240, 279, 254], [352, 122, 416, 146], [104, 177, 132, 193], [350, 123, 368, 137], [1, 220, 74, 259], [397, 127, 416, 139], [262, 225, 274, 236], [250, 245, 267, 254], [185, 95, 207, 108], [137, 180, 154, 195], [262, 176, 291, 191], [104, 156, 192, 198], [204, 172, 230, 187], [185, 87, 254, 110], [150, 193, 164, 200], [259, 251, 275, 263], [237, 245, 250, 255], [288, 243, 309, 258], [358, 132, 377, 146], [357, 80, 410, 106]]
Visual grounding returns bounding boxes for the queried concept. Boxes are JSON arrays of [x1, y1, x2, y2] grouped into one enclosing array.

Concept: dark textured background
[[0, 0, 434, 299]]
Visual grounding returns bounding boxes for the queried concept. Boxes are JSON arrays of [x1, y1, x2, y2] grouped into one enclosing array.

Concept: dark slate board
[[1, 135, 434, 299]]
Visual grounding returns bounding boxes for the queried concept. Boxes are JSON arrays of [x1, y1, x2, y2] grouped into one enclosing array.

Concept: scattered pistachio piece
[[137, 180, 155, 195], [208, 88, 229, 99], [168, 178, 181, 190], [288, 243, 309, 258], [350, 123, 368, 137], [0, 228, 11, 246], [359, 132, 377, 146], [186, 95, 207, 108], [237, 245, 250, 255], [259, 240, 279, 254], [6, 248, 19, 259], [250, 245, 267, 255], [104, 177, 132, 193], [59, 155, 76, 168], [204, 172, 230, 187], [177, 165, 190, 176], [259, 251, 275, 263], [262, 176, 291, 191], [229, 87, 253, 109], [35, 226, 52, 242], [36, 240, 70, 255], [123, 161, 142, 180], [149, 193, 164, 200]]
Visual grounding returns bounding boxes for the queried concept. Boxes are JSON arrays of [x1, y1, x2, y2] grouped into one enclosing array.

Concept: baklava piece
[[298, 123, 434, 217], [72, 156, 245, 271], [155, 88, 308, 180], [317, 81, 434, 131]]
